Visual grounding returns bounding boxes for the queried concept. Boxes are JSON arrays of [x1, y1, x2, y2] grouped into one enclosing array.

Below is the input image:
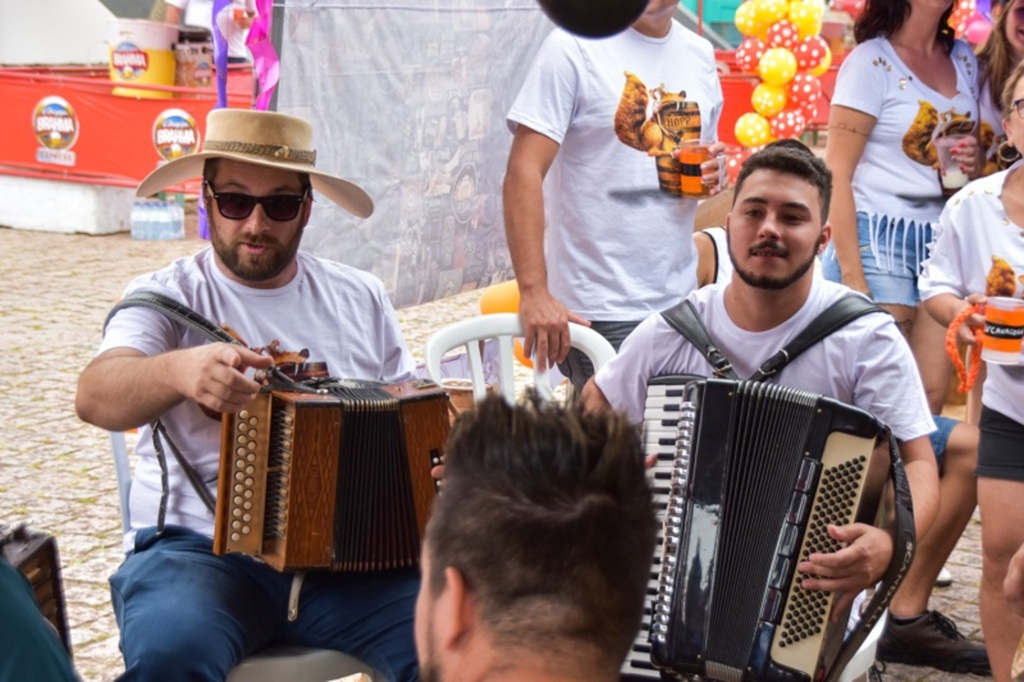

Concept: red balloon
[[723, 146, 752, 184], [788, 73, 822, 107], [794, 35, 830, 72], [735, 37, 766, 75], [766, 20, 800, 50], [770, 108, 808, 140]]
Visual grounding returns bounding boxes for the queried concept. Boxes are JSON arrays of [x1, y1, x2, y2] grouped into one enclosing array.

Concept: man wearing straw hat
[[75, 109, 419, 681]]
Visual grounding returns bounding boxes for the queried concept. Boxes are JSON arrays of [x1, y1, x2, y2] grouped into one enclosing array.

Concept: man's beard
[[729, 239, 818, 291], [209, 211, 302, 283]]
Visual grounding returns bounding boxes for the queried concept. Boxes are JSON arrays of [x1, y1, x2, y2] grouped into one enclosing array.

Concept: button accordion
[[213, 379, 450, 572], [622, 377, 915, 682]]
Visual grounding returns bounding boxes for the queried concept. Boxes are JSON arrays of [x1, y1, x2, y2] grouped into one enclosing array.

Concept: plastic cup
[[677, 138, 725, 198], [934, 134, 971, 197], [981, 296, 1024, 364]]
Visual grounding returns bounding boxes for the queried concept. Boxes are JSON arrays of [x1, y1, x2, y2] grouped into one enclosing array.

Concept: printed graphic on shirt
[[614, 71, 703, 195], [220, 324, 328, 383], [901, 100, 976, 167], [987, 256, 1024, 298]]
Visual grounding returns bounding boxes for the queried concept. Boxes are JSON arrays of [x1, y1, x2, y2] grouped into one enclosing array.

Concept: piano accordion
[[213, 379, 450, 572], [622, 377, 913, 682], [1, 524, 73, 655]]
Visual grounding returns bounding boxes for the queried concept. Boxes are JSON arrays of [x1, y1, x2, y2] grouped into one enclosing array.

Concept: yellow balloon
[[479, 279, 520, 315], [753, 0, 790, 26], [809, 44, 833, 76], [758, 47, 798, 86], [751, 82, 788, 118], [788, 1, 824, 39], [735, 112, 773, 148], [734, 1, 766, 38]]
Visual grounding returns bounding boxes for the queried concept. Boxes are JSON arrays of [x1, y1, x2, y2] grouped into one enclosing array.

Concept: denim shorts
[[929, 414, 957, 467], [820, 212, 932, 307]]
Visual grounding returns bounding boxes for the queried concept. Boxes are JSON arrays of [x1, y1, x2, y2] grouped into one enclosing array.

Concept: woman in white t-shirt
[[822, 0, 982, 416], [920, 61, 1024, 682], [977, 0, 1024, 176]]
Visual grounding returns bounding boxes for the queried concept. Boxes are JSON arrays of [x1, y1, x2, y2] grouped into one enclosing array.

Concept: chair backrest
[[424, 312, 616, 402], [110, 432, 133, 534]]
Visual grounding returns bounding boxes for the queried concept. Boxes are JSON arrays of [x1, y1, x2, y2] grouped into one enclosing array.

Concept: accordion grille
[[706, 383, 817, 667]]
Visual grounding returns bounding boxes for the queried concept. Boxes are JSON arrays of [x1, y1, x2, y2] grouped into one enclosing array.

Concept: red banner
[[0, 65, 251, 192]]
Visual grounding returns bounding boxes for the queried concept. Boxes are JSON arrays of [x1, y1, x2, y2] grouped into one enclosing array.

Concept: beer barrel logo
[[111, 41, 149, 80], [153, 109, 200, 161], [33, 97, 79, 150]]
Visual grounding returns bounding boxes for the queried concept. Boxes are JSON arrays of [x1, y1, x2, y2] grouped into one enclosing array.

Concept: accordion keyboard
[[622, 380, 691, 679]]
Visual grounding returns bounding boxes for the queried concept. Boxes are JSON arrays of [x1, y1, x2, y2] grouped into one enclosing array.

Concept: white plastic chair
[[423, 312, 616, 402], [838, 610, 887, 682], [109, 432, 379, 682]]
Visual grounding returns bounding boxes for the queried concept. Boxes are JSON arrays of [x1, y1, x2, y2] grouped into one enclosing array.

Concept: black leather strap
[[105, 290, 239, 345], [749, 294, 886, 382], [660, 300, 739, 380], [661, 294, 885, 383]]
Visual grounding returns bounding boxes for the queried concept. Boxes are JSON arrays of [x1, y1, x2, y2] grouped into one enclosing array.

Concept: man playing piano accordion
[[582, 139, 941, 641], [76, 110, 421, 681]]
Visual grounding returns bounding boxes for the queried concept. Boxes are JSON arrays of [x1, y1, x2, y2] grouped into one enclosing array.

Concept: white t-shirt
[[919, 165, 1024, 427], [979, 75, 1007, 172], [833, 38, 980, 226], [507, 22, 724, 320], [595, 277, 935, 442], [101, 248, 417, 550], [167, 0, 254, 60]]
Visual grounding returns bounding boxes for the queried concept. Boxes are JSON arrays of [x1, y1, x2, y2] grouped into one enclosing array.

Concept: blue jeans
[[110, 526, 419, 681]]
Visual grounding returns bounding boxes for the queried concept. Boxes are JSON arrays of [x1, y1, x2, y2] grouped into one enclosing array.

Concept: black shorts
[[977, 406, 1024, 481]]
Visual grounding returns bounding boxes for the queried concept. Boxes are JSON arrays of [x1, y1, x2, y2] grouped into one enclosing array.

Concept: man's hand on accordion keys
[[796, 522, 895, 621], [182, 342, 275, 416]]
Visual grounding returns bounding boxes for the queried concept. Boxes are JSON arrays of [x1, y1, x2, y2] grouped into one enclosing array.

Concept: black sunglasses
[[204, 181, 310, 222]]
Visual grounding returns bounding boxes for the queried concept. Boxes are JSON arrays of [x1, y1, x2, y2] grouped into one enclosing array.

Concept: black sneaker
[[877, 610, 990, 674]]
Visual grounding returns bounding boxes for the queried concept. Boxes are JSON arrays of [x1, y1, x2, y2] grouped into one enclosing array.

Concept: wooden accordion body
[[213, 379, 450, 572], [1, 524, 73, 655], [623, 378, 902, 682]]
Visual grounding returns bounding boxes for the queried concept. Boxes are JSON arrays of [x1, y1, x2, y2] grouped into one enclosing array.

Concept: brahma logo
[[33, 96, 78, 167], [153, 109, 200, 161], [111, 41, 149, 80]]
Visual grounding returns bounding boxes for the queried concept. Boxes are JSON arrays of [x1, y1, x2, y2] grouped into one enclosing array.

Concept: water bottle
[[156, 201, 173, 240], [130, 200, 144, 239], [171, 199, 185, 240]]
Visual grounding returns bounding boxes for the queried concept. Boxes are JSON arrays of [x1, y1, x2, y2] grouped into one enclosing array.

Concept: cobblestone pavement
[[0, 225, 989, 681]]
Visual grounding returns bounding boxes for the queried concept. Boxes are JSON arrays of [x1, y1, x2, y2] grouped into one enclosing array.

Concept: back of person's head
[[732, 139, 833, 222], [425, 392, 655, 674], [978, 0, 1021, 110], [854, 0, 954, 54]]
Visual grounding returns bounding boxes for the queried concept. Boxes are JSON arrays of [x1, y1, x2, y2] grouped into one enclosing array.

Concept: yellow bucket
[[109, 19, 178, 100]]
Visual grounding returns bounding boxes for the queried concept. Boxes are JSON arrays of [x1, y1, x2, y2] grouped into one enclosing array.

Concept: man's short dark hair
[[425, 393, 655, 671], [732, 139, 833, 223]]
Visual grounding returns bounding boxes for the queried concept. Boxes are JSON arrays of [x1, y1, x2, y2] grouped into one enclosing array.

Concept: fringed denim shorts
[[821, 211, 933, 306]]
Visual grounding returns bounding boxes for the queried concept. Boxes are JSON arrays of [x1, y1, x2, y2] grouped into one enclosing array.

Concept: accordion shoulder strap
[[825, 434, 916, 681], [749, 294, 886, 382], [661, 294, 885, 382], [660, 300, 739, 379], [105, 290, 238, 345]]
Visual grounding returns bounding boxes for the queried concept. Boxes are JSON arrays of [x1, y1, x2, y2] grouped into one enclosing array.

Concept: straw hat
[[136, 109, 373, 218]]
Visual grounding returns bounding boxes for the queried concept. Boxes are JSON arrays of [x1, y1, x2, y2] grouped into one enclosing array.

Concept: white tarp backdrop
[[276, 0, 552, 309]]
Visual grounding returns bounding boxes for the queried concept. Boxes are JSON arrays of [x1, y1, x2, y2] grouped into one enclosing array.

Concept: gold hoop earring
[[997, 140, 1021, 170]]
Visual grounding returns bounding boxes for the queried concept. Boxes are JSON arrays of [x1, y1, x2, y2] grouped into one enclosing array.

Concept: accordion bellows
[[213, 380, 450, 572]]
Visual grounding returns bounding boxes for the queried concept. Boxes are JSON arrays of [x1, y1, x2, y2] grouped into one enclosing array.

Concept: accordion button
[[231, 532, 240, 541], [233, 496, 242, 505], [232, 520, 241, 529], [242, 526, 251, 534], [239, 411, 250, 419], [245, 478, 254, 487]]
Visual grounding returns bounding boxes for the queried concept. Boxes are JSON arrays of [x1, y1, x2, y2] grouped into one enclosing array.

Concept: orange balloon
[[513, 338, 534, 368], [479, 279, 520, 315]]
